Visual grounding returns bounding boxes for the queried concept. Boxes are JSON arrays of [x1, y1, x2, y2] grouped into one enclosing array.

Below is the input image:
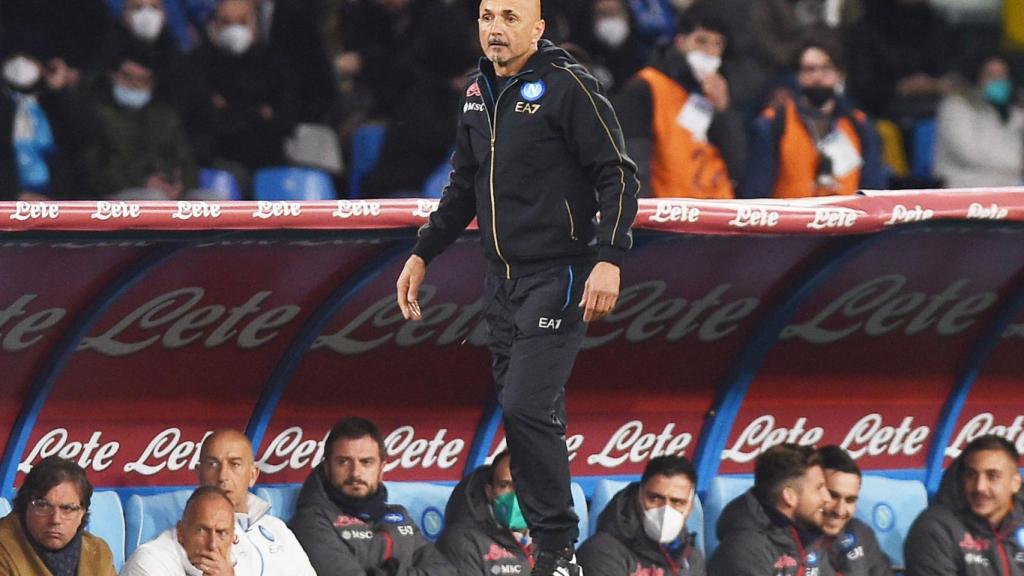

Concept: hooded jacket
[[412, 39, 639, 279], [435, 465, 532, 576], [904, 454, 1024, 576], [824, 518, 892, 576], [707, 489, 835, 576], [577, 482, 705, 576], [234, 492, 316, 575], [289, 465, 454, 576]]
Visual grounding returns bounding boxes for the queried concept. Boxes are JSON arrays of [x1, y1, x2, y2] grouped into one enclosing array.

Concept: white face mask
[[112, 83, 153, 109], [594, 17, 630, 48], [128, 6, 165, 42], [642, 505, 686, 544], [686, 50, 721, 82], [3, 56, 42, 90], [216, 24, 255, 55]]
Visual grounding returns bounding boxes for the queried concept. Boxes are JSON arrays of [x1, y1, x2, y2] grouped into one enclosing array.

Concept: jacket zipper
[[483, 77, 518, 279], [564, 199, 576, 239]]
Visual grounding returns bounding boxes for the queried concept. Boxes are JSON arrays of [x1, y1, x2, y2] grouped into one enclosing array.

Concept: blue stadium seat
[[702, 475, 754, 556], [253, 167, 336, 201], [421, 154, 453, 199], [87, 490, 126, 572], [348, 123, 387, 198], [124, 489, 191, 557], [911, 118, 937, 180], [570, 482, 590, 545], [254, 485, 301, 523], [385, 481, 455, 543], [197, 168, 242, 201], [588, 479, 704, 552], [854, 475, 928, 570], [0, 497, 9, 516]]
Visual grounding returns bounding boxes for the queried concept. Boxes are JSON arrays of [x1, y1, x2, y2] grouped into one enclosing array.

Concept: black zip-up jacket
[[904, 454, 1024, 576], [289, 465, 454, 576], [577, 482, 705, 576], [412, 40, 640, 279], [824, 518, 893, 576], [435, 465, 532, 576], [707, 489, 836, 576]]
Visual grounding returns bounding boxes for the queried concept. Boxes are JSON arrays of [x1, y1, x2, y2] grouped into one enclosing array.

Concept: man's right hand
[[396, 255, 425, 320], [192, 549, 233, 576]]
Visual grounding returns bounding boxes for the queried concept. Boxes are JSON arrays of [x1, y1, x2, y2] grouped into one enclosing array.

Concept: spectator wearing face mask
[[742, 35, 885, 198], [615, 4, 747, 198], [577, 456, 705, 576], [573, 0, 644, 91], [436, 451, 534, 576], [95, 0, 197, 113], [0, 29, 94, 200], [80, 47, 197, 199], [187, 0, 298, 181], [933, 52, 1024, 188]]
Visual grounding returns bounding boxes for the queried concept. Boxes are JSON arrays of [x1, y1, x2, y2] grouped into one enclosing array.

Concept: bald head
[[198, 429, 258, 514], [478, 0, 545, 76]]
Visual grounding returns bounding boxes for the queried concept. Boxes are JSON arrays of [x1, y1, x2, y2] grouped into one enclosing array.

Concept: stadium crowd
[[1, 0, 1022, 201], [1, 419, 1020, 576]]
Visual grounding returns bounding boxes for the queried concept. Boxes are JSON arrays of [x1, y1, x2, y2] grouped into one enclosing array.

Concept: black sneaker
[[532, 547, 582, 576]]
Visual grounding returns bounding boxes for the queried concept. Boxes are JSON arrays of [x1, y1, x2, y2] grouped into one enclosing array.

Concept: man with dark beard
[[708, 444, 836, 576], [290, 417, 453, 575]]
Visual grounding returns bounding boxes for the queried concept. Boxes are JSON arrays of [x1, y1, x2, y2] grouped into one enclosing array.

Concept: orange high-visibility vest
[[637, 67, 734, 199], [766, 97, 866, 198]]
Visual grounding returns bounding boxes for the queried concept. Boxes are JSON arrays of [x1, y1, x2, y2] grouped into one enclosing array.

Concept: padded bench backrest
[[124, 489, 191, 557]]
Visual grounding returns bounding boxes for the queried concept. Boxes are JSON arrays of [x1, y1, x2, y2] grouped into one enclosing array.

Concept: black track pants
[[484, 263, 589, 551]]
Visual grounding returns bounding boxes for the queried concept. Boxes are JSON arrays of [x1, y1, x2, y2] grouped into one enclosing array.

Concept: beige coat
[[0, 513, 116, 576]]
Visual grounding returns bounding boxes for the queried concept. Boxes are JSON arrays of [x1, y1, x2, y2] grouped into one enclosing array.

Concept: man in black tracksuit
[[707, 444, 836, 576], [290, 417, 453, 576], [817, 446, 892, 576], [904, 435, 1024, 576], [578, 456, 706, 576], [395, 0, 639, 573], [436, 451, 533, 576]]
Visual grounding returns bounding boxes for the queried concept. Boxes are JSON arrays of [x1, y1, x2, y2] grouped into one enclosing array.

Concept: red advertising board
[[0, 191, 1022, 491]]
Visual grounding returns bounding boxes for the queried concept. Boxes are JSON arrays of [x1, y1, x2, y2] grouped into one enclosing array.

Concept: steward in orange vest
[[615, 5, 747, 199], [741, 39, 886, 199]]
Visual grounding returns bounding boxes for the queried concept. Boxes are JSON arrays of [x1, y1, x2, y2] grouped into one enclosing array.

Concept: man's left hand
[[579, 262, 620, 322]]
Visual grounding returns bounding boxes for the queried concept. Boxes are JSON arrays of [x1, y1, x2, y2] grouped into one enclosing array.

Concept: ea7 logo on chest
[[515, 102, 541, 114]]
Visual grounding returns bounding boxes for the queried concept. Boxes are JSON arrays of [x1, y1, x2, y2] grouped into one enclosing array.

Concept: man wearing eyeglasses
[[0, 455, 117, 575]]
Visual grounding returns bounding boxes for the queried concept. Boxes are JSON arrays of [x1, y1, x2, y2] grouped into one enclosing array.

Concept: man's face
[[640, 474, 694, 520], [197, 432, 258, 513], [327, 436, 384, 499], [113, 60, 155, 92], [821, 470, 860, 536], [176, 496, 235, 568], [677, 26, 725, 58], [964, 449, 1022, 524], [24, 481, 86, 551], [213, 0, 256, 33], [791, 465, 832, 529], [484, 456, 514, 502], [797, 47, 841, 90], [478, 0, 544, 71]]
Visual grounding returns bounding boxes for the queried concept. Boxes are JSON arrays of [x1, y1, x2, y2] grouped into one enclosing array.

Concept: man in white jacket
[[195, 428, 316, 575], [121, 486, 237, 575]]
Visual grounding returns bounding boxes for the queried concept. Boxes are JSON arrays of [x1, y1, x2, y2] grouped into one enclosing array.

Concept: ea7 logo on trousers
[[539, 317, 562, 329]]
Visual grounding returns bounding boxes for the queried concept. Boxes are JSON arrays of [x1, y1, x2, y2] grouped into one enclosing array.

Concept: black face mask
[[802, 86, 835, 109]]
